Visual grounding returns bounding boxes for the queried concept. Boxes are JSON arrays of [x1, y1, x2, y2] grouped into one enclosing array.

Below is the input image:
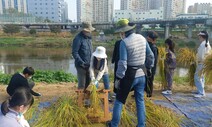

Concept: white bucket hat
[[93, 46, 107, 58]]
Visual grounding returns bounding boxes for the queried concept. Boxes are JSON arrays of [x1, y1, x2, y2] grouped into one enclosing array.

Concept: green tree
[[49, 25, 61, 34], [3, 24, 21, 34], [29, 28, 37, 35]]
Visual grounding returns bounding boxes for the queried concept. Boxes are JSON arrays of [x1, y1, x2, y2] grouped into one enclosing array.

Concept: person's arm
[[96, 59, 107, 81], [72, 36, 85, 66], [116, 41, 127, 79], [112, 40, 120, 63], [145, 42, 154, 69], [89, 56, 95, 81]]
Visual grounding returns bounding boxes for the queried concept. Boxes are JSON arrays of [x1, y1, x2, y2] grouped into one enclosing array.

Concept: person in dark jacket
[[72, 21, 95, 90], [145, 31, 159, 97], [7, 67, 41, 97], [111, 40, 121, 93]]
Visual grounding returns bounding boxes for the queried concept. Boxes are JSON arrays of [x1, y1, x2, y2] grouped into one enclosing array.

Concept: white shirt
[[196, 40, 211, 63]]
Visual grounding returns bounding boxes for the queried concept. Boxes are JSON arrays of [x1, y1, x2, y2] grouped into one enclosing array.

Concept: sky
[[65, 0, 212, 21]]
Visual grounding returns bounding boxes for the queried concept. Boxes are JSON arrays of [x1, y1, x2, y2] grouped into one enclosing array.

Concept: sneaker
[[162, 90, 172, 95], [194, 94, 205, 98], [106, 121, 111, 127]]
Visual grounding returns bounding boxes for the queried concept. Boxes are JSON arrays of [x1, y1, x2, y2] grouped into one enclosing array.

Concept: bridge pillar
[[187, 25, 193, 39], [164, 23, 170, 39]]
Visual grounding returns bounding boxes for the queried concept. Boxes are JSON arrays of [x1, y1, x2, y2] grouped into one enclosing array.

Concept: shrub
[[29, 28, 37, 35], [3, 24, 21, 34], [49, 25, 61, 34]]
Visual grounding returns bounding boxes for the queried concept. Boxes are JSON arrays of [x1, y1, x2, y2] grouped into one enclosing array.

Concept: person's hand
[[114, 79, 120, 90]]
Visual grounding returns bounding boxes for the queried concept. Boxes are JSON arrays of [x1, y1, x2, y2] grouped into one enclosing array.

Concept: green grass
[[0, 37, 70, 47]]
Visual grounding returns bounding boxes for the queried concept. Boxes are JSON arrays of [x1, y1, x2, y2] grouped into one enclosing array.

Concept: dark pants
[[76, 66, 90, 89], [145, 74, 155, 97]]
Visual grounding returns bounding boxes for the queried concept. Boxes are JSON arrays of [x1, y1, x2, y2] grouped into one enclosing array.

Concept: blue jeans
[[194, 64, 205, 95], [96, 74, 110, 89], [111, 76, 146, 127]]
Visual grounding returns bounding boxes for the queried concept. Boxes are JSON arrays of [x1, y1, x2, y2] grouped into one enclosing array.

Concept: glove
[[114, 79, 120, 90], [80, 63, 90, 69], [147, 69, 152, 77], [92, 79, 98, 88]]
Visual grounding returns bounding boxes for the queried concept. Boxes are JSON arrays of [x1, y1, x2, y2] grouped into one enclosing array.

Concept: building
[[114, 7, 164, 22], [0, 0, 27, 14], [77, 0, 93, 22], [93, 0, 113, 22], [77, 0, 114, 23], [187, 3, 212, 15], [120, 0, 146, 11], [163, 0, 186, 19], [147, 0, 163, 10], [28, 0, 68, 22]]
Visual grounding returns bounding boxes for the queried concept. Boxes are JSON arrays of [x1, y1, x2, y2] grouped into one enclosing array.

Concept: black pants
[[145, 74, 155, 97]]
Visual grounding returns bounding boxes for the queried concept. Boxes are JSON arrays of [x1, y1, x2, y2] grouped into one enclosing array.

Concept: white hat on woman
[[93, 46, 107, 58]]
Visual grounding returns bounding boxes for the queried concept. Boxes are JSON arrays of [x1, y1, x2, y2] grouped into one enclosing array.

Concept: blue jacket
[[72, 32, 93, 67]]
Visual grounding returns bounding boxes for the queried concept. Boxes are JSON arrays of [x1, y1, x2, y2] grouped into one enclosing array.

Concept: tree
[[49, 25, 61, 34], [29, 28, 37, 35], [3, 24, 21, 34]]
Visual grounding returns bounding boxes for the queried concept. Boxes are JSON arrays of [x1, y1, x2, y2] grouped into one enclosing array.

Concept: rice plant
[[177, 48, 196, 87], [120, 105, 137, 127], [202, 53, 212, 84], [158, 47, 167, 89], [87, 85, 104, 121], [126, 98, 182, 127], [24, 99, 39, 120], [33, 96, 90, 127]]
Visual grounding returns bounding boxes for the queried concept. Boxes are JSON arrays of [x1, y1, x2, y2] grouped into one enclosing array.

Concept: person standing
[[72, 21, 95, 90], [107, 19, 154, 127], [111, 40, 121, 93], [162, 38, 176, 95], [145, 31, 159, 97], [193, 31, 211, 98], [7, 67, 41, 97], [0, 87, 34, 127]]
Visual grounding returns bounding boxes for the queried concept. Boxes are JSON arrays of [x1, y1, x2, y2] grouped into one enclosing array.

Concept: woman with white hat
[[89, 46, 111, 97]]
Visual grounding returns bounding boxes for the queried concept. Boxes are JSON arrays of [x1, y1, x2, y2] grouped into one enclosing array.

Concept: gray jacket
[[72, 32, 93, 68]]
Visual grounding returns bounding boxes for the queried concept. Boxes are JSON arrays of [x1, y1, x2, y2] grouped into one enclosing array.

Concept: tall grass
[[177, 48, 196, 87]]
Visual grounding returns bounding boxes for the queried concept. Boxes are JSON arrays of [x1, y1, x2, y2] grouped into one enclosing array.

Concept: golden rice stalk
[[177, 48, 196, 87], [202, 53, 212, 84], [177, 48, 196, 67], [24, 99, 39, 120], [33, 96, 90, 127], [127, 98, 182, 127], [87, 84, 104, 120], [120, 105, 137, 127], [158, 47, 167, 89]]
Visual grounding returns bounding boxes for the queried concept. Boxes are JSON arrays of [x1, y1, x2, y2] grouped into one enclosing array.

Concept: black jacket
[[7, 73, 37, 96], [148, 42, 158, 75], [72, 32, 93, 68]]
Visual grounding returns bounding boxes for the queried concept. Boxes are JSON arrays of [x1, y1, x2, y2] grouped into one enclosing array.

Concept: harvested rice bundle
[[203, 53, 212, 83], [158, 47, 167, 89], [33, 96, 90, 127], [177, 48, 196, 86]]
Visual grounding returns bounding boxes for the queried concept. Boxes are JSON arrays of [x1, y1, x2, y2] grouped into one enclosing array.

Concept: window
[[52, 12, 54, 14], [41, 12, 42, 14], [46, 12, 48, 14]]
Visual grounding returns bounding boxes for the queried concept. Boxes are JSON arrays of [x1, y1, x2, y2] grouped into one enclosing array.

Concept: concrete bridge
[[1, 18, 212, 38]]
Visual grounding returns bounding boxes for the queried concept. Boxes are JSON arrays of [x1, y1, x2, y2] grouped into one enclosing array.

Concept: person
[[7, 67, 41, 97], [145, 31, 159, 97], [193, 31, 211, 98], [162, 38, 176, 95], [111, 39, 121, 94], [89, 46, 112, 101], [0, 87, 34, 127], [107, 19, 154, 127], [72, 21, 95, 90]]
